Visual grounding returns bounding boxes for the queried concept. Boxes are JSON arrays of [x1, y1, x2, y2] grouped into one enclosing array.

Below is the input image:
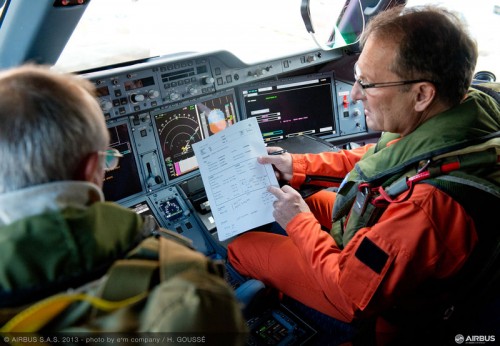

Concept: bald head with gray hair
[[0, 65, 109, 193]]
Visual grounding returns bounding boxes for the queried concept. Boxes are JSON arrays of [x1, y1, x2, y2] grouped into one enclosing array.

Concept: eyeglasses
[[354, 63, 434, 96], [98, 148, 123, 171]]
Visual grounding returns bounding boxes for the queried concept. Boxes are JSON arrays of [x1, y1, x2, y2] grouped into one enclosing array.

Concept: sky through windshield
[[55, 0, 499, 78]]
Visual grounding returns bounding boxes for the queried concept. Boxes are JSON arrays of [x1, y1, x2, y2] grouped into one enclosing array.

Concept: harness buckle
[[417, 159, 432, 173], [356, 182, 375, 216]]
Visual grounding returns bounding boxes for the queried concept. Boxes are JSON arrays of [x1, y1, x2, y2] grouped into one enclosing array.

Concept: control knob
[[248, 66, 271, 78], [100, 100, 113, 112], [130, 93, 145, 103], [201, 77, 214, 85], [169, 92, 180, 101], [147, 90, 159, 99]]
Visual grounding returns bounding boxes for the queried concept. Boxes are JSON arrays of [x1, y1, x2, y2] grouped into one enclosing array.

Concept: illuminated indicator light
[[265, 96, 277, 100], [174, 162, 184, 176], [262, 130, 283, 136]]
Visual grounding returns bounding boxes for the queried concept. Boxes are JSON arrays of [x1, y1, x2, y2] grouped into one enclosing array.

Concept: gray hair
[[0, 64, 109, 193]]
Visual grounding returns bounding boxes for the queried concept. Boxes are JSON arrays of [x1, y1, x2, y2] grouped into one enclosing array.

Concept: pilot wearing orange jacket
[[229, 142, 482, 316], [228, 5, 500, 341]]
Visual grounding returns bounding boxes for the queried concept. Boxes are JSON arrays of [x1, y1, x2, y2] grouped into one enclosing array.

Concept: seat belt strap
[[0, 292, 147, 333]]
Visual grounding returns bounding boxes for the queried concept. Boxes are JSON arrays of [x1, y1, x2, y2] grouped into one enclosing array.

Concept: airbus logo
[[455, 334, 496, 344]]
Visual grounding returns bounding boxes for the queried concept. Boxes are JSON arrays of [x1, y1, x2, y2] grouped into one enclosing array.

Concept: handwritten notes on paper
[[192, 117, 278, 241]]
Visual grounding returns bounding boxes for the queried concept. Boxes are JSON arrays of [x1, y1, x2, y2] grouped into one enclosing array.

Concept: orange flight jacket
[[286, 145, 477, 321]]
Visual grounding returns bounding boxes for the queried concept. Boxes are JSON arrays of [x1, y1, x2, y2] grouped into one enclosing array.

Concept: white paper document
[[192, 117, 279, 241]]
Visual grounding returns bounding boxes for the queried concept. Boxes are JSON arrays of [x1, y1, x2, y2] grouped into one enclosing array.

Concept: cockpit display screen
[[124, 76, 155, 91], [153, 89, 238, 182], [239, 73, 338, 142], [102, 123, 143, 202], [96, 85, 110, 97]]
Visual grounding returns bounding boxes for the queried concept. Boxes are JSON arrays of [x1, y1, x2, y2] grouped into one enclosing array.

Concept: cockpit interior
[[0, 0, 498, 344]]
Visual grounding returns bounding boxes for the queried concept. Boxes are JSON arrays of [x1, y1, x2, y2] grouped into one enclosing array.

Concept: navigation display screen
[[239, 73, 338, 142], [102, 123, 143, 202], [153, 89, 238, 182]]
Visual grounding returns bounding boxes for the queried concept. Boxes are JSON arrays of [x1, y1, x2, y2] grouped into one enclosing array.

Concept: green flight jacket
[[331, 89, 500, 248], [0, 202, 144, 306]]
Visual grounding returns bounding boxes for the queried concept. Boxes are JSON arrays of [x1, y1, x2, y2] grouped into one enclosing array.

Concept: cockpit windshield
[[3, 0, 494, 78], [56, 0, 350, 72]]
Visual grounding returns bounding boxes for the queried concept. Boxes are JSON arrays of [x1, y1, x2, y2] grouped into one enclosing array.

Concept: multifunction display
[[153, 90, 238, 181], [240, 73, 338, 142]]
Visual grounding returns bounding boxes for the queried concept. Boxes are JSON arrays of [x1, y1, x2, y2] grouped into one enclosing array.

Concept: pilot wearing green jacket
[[0, 65, 143, 302], [0, 65, 246, 336]]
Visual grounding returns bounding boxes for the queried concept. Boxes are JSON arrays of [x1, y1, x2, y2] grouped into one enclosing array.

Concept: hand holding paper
[[192, 117, 279, 241]]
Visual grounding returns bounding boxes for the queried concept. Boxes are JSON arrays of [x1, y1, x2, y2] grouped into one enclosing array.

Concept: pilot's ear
[[74, 152, 103, 185], [414, 82, 437, 112]]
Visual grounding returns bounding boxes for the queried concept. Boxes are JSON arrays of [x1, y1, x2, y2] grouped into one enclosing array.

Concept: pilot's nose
[[350, 80, 366, 102]]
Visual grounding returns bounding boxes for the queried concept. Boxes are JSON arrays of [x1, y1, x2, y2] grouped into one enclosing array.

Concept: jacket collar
[[355, 90, 500, 183], [0, 181, 103, 226]]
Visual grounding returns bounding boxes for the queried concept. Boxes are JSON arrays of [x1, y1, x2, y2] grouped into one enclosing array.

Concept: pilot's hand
[[268, 185, 310, 230], [257, 147, 293, 182]]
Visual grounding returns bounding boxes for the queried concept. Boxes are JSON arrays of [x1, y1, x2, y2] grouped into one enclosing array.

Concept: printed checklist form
[[192, 117, 279, 241]]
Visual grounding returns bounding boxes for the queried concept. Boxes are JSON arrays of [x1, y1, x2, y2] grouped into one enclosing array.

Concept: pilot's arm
[[260, 144, 373, 229]]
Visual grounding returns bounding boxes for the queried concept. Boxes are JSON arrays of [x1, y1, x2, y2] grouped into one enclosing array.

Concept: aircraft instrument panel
[[80, 50, 373, 344], [82, 51, 367, 253]]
